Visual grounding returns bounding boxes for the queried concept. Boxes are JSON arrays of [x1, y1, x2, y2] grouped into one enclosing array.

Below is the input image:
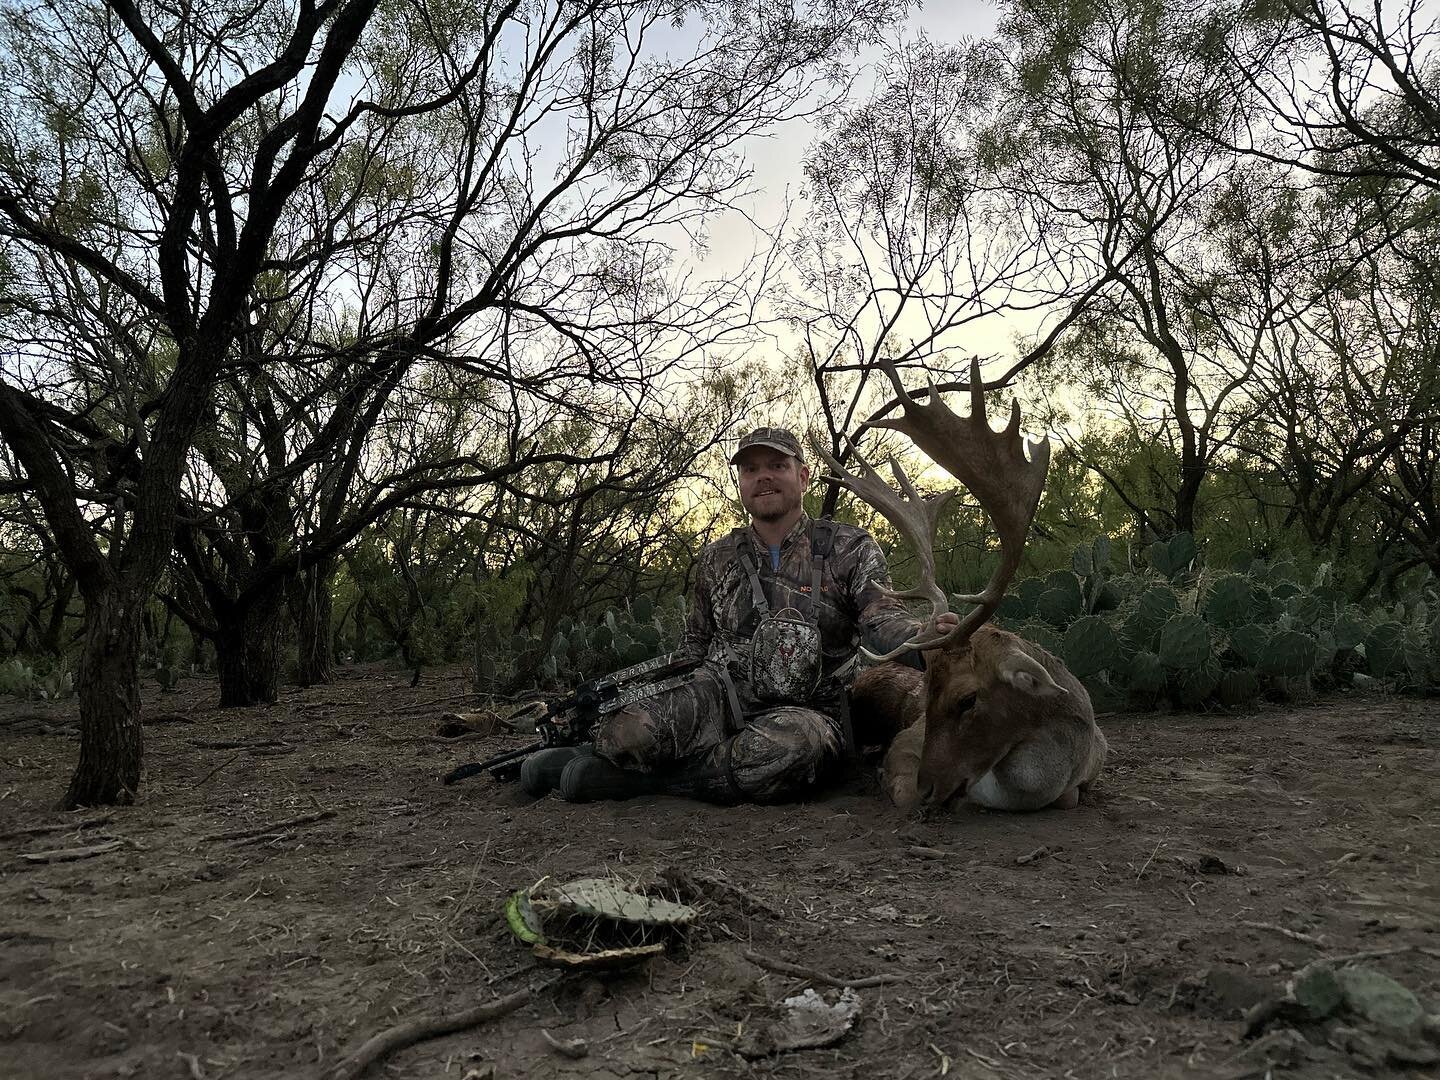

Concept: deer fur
[[851, 625, 1108, 812]]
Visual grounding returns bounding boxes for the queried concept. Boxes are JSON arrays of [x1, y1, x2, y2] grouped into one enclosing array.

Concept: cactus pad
[[1204, 575, 1256, 628], [1217, 668, 1261, 708], [1128, 651, 1168, 695], [1258, 630, 1318, 678], [1062, 616, 1122, 678], [1171, 659, 1221, 705], [1158, 614, 1212, 670]]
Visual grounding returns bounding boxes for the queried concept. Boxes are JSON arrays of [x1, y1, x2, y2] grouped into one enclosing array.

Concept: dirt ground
[[2, 665, 1438, 1080]]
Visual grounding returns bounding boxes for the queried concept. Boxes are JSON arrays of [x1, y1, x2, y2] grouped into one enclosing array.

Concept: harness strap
[[715, 662, 747, 735], [734, 529, 770, 616]]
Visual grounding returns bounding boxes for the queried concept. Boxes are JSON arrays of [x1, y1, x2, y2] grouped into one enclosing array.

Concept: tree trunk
[[64, 584, 144, 808], [288, 558, 336, 686], [215, 588, 286, 707]]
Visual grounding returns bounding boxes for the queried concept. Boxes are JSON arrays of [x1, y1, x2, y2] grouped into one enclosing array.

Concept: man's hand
[[924, 611, 960, 637]]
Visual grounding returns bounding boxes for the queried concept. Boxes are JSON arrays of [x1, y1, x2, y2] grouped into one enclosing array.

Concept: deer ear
[[998, 651, 1068, 699]]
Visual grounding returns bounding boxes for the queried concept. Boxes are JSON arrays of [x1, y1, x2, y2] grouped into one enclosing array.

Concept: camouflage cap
[[730, 426, 804, 464]]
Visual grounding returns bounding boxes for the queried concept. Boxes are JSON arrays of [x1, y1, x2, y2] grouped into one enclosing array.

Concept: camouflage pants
[[592, 664, 843, 803]]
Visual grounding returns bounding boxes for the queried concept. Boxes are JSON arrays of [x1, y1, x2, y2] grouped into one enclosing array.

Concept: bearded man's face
[[735, 447, 809, 523]]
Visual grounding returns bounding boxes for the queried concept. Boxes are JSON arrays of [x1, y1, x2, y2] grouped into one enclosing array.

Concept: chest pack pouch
[[735, 523, 831, 704]]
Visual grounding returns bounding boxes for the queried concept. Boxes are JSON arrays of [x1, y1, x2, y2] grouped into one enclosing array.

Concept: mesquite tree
[[0, 0, 902, 803]]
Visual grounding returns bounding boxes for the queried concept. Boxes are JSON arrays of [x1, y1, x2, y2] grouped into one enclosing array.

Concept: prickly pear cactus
[[1124, 584, 1181, 645], [1363, 622, 1404, 676], [1285, 593, 1324, 628], [1171, 658, 1221, 705], [1081, 674, 1126, 713], [1158, 614, 1212, 670], [1062, 616, 1122, 678], [1146, 531, 1197, 580], [1128, 651, 1168, 696], [1203, 575, 1257, 629], [1016, 621, 1064, 657], [1227, 623, 1270, 668], [1037, 585, 1084, 629], [1217, 668, 1261, 708], [1332, 610, 1365, 651], [1258, 629, 1318, 678]]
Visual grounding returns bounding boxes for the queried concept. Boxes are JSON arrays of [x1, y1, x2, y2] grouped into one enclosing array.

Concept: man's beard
[[745, 493, 797, 522]]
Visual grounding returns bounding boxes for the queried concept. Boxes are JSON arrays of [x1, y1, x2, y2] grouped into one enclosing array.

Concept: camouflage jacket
[[678, 514, 922, 707]]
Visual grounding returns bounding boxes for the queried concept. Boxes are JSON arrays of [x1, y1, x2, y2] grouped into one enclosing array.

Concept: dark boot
[[558, 754, 663, 802], [520, 745, 593, 797]]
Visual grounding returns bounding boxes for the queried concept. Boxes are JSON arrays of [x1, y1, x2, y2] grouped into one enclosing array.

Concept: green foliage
[[1158, 614, 1212, 670], [1007, 534, 1440, 711], [528, 596, 686, 689], [1363, 622, 1404, 676], [1062, 616, 1121, 677], [1146, 532, 1197, 580], [1258, 630, 1318, 678], [1127, 651, 1168, 696], [1203, 574, 1258, 628], [0, 657, 37, 698], [1124, 584, 1181, 645], [1227, 623, 1269, 668], [1217, 668, 1261, 708], [1171, 659, 1221, 706], [0, 656, 74, 701]]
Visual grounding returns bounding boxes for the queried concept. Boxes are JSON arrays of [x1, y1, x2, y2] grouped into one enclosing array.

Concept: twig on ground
[[19, 839, 124, 863], [1135, 836, 1166, 881], [190, 738, 289, 750], [386, 692, 480, 716], [177, 1050, 206, 1080], [1241, 921, 1327, 946], [659, 865, 783, 917], [1016, 845, 1061, 866], [541, 1029, 588, 1058], [198, 811, 335, 844], [0, 814, 113, 841], [323, 987, 532, 1080], [907, 845, 948, 860], [145, 713, 196, 725], [196, 754, 242, 788], [247, 746, 297, 757], [742, 949, 904, 989], [1320, 944, 1440, 965]]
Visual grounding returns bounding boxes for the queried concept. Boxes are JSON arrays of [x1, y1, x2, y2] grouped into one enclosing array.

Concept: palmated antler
[[816, 444, 959, 660], [829, 356, 1051, 658]]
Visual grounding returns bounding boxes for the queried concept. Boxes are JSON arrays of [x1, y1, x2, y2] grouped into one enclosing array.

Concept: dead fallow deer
[[821, 359, 1108, 813]]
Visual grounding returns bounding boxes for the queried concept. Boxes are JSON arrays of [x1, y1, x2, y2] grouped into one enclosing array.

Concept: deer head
[[822, 357, 1083, 808]]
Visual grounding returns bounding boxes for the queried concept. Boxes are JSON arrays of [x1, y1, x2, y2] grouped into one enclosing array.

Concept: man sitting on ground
[[523, 426, 955, 803]]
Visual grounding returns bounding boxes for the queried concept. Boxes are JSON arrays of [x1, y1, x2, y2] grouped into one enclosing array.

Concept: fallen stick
[[541, 1029, 588, 1058], [323, 988, 531, 1080], [144, 712, 197, 725], [190, 738, 289, 750], [199, 811, 335, 844], [1017, 844, 1061, 866], [196, 754, 242, 788], [1241, 920, 1327, 946], [0, 814, 113, 841], [20, 839, 124, 863], [742, 949, 904, 989]]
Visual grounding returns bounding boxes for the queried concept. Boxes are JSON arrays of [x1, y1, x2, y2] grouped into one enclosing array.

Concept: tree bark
[[64, 584, 144, 808], [214, 588, 286, 707], [288, 558, 336, 686]]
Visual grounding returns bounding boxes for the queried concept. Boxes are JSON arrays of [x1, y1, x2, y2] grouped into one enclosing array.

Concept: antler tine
[[816, 441, 964, 662], [863, 355, 1051, 652]]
